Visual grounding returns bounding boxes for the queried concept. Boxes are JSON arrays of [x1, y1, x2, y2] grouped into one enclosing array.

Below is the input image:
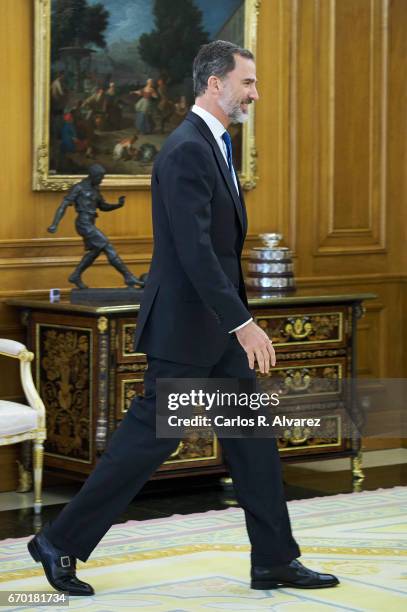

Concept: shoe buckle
[[60, 555, 71, 568]]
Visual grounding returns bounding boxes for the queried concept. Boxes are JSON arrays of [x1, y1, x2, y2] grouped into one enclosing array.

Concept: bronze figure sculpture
[[48, 164, 144, 290]]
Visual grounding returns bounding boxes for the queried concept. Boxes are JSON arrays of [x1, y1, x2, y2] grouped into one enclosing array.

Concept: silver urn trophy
[[245, 233, 295, 291]]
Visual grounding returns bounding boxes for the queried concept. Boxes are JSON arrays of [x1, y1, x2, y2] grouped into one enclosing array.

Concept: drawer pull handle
[[283, 426, 312, 445], [284, 369, 311, 391], [284, 318, 313, 340]]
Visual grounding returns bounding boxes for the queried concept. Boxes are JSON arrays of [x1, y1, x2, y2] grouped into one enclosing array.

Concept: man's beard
[[219, 89, 251, 124]]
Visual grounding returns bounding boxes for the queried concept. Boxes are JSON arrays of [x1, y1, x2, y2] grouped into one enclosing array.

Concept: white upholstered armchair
[[0, 339, 46, 514]]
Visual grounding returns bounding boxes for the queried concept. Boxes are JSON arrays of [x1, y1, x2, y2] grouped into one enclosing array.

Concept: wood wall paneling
[[0, 1, 406, 483]]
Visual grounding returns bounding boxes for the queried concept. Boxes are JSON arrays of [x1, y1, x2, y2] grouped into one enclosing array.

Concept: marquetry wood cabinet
[[7, 292, 374, 482]]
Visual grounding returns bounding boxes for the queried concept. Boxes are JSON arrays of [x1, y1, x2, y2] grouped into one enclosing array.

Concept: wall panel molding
[[0, 254, 153, 270], [313, 0, 388, 255], [356, 301, 385, 377]]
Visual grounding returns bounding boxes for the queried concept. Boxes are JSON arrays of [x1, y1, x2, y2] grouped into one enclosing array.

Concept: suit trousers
[[43, 334, 301, 566]]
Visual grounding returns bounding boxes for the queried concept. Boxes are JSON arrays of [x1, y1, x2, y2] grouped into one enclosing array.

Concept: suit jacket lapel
[[185, 112, 244, 233]]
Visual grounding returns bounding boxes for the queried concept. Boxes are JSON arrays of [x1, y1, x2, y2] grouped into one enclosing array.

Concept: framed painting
[[33, 0, 260, 191]]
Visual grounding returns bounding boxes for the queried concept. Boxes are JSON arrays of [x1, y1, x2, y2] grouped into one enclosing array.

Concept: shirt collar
[[191, 104, 226, 141]]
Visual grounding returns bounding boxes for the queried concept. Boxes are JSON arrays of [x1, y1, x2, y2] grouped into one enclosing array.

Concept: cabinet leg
[[219, 476, 233, 489], [33, 440, 44, 515], [351, 451, 365, 492], [219, 476, 238, 506]]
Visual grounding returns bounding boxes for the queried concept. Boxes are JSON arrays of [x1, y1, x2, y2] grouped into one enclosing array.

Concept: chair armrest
[[20, 360, 46, 422], [0, 339, 33, 361], [0, 338, 45, 424]]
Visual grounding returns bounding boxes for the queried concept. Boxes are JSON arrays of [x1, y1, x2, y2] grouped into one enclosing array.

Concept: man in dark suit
[[28, 40, 339, 595]]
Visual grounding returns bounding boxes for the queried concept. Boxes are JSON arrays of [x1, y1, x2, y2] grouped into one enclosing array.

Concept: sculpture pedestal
[[70, 287, 144, 305]]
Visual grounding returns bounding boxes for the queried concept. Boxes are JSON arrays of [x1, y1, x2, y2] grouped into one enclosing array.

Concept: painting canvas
[[33, 0, 259, 190]]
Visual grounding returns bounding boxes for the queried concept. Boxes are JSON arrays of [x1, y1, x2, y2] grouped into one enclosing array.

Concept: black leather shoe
[[251, 559, 339, 589], [27, 532, 94, 596]]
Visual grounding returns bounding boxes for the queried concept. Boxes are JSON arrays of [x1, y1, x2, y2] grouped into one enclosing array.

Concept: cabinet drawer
[[116, 373, 145, 419], [254, 308, 347, 350], [277, 410, 347, 456], [116, 373, 222, 471], [258, 359, 346, 401], [116, 319, 145, 363], [159, 433, 222, 471]]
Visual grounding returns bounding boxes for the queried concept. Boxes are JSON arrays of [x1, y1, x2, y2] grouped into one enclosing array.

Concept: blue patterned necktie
[[221, 130, 234, 175], [221, 130, 243, 220]]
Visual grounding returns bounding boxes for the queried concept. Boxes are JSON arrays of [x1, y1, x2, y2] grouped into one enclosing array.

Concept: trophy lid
[[252, 233, 290, 252], [259, 233, 283, 248]]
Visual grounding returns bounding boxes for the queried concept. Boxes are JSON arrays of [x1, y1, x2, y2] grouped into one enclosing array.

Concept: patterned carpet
[[1, 487, 406, 611]]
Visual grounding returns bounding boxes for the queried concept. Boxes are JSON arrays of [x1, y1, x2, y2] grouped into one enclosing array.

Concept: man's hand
[[235, 321, 276, 374], [118, 195, 125, 206], [47, 224, 58, 233]]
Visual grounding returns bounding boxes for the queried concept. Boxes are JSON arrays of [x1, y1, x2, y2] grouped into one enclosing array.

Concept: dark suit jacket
[[133, 111, 252, 366]]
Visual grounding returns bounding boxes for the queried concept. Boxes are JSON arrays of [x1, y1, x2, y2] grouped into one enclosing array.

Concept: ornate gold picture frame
[[33, 0, 260, 191]]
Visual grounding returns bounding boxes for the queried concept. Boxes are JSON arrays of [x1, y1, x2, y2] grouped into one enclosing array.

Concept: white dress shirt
[[191, 104, 239, 192], [191, 104, 252, 334]]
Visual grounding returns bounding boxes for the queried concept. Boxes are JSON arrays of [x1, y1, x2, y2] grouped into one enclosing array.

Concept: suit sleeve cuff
[[228, 317, 253, 333]]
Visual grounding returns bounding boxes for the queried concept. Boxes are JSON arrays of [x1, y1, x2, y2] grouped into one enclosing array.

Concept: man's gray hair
[[193, 40, 254, 98]]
